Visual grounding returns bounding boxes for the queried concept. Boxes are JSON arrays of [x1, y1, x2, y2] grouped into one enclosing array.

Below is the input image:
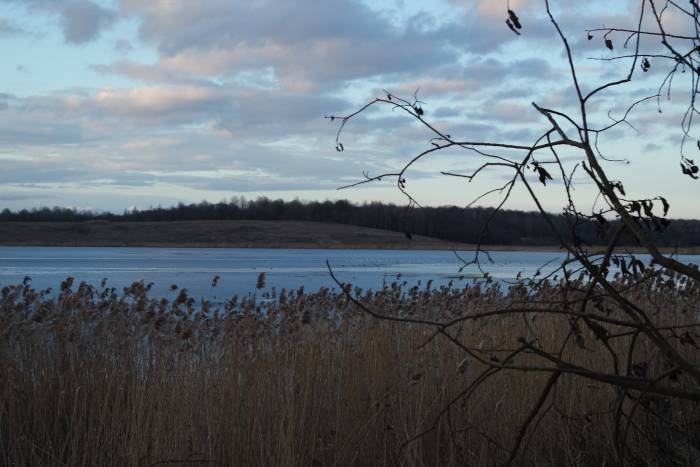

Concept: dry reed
[[1, 271, 698, 466]]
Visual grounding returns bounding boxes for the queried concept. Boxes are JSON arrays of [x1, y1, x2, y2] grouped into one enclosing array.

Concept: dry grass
[[0, 220, 459, 249], [1, 220, 697, 253], [1, 273, 699, 466]]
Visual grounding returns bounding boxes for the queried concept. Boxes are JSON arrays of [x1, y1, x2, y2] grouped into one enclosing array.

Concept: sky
[[0, 0, 698, 218]]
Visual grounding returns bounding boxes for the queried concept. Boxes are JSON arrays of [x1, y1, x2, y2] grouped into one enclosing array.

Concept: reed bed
[[1, 271, 699, 466]]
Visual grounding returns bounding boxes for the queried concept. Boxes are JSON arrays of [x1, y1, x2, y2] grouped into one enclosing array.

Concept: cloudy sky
[[0, 0, 697, 217]]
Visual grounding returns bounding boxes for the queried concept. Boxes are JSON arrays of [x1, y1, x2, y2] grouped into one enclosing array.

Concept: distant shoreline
[[0, 220, 697, 255], [1, 243, 697, 255]]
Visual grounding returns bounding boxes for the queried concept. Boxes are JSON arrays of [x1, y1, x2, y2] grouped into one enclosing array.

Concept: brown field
[[1, 273, 698, 466], [0, 220, 460, 249], [0, 219, 698, 254]]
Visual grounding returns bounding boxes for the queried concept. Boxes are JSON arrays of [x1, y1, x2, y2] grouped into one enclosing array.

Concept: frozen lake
[[0, 246, 696, 300]]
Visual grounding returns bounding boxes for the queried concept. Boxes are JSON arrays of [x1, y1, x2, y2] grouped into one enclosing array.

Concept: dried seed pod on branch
[[327, 1, 700, 464]]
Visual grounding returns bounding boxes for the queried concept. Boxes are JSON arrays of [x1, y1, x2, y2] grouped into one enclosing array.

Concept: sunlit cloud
[[0, 0, 695, 216]]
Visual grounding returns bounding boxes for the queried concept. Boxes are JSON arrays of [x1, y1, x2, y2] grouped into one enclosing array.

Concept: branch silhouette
[[327, 1, 700, 464]]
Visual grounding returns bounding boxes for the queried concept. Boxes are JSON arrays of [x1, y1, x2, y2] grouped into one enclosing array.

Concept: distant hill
[[2, 197, 699, 247], [0, 220, 462, 249]]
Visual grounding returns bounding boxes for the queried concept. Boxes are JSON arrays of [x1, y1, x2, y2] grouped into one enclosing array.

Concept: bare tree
[[327, 1, 700, 465]]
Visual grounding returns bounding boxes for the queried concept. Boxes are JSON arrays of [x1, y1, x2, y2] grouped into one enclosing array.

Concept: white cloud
[[0, 0, 697, 215]]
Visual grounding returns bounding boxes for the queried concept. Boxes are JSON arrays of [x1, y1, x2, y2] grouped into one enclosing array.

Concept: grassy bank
[[1, 219, 698, 254], [1, 273, 699, 466], [0, 220, 458, 250]]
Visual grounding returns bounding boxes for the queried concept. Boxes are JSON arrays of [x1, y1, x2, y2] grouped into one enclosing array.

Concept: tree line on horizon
[[1, 197, 699, 247]]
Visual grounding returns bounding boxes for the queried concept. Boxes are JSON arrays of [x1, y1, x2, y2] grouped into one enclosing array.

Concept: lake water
[[0, 246, 696, 300]]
